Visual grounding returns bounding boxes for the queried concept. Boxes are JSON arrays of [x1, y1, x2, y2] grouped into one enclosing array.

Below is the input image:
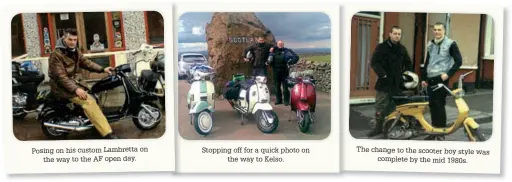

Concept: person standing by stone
[[243, 33, 274, 76], [421, 22, 463, 141], [268, 40, 299, 105], [367, 26, 413, 138]]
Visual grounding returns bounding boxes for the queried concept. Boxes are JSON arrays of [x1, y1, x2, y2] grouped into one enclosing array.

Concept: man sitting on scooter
[[268, 40, 299, 105], [48, 28, 121, 139], [367, 26, 413, 138]]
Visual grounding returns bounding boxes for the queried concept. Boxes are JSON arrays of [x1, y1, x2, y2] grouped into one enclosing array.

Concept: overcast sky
[[178, 12, 331, 52]]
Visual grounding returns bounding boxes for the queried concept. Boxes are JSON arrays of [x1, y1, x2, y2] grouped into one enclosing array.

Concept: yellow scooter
[[382, 71, 486, 142]]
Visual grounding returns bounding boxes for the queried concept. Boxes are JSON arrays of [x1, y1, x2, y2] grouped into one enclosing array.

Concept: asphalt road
[[12, 91, 166, 140], [178, 80, 331, 140]]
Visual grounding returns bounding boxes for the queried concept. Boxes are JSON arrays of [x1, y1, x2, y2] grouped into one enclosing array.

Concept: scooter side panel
[[205, 81, 216, 107], [290, 85, 301, 111]]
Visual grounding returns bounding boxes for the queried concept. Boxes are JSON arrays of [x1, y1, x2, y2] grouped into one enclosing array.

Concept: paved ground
[[349, 89, 494, 141], [178, 80, 331, 140], [13, 87, 166, 140]]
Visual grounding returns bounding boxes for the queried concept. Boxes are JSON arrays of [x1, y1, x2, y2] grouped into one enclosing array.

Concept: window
[[145, 11, 164, 45], [109, 12, 125, 50], [37, 13, 54, 56], [11, 14, 26, 57], [484, 15, 494, 59], [83, 12, 108, 52], [182, 54, 207, 63], [52, 13, 77, 39]]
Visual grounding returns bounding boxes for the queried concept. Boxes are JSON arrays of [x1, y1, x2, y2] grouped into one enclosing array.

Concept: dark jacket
[[269, 47, 299, 72], [370, 39, 413, 95], [48, 38, 105, 99], [243, 42, 273, 68]]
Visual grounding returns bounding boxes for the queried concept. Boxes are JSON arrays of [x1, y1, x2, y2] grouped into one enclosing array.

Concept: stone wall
[[292, 59, 331, 93], [122, 11, 147, 63], [22, 13, 41, 58]]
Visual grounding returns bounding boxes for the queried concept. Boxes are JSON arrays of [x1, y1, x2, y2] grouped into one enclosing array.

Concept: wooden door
[[350, 15, 380, 97]]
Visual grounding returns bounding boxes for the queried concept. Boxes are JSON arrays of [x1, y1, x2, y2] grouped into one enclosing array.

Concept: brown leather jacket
[[48, 45, 105, 99]]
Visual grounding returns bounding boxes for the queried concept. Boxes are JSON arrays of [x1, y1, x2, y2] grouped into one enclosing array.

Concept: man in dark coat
[[243, 34, 273, 76], [367, 26, 413, 137]]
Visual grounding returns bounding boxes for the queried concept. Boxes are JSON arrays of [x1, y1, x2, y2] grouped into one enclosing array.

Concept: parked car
[[178, 53, 208, 80]]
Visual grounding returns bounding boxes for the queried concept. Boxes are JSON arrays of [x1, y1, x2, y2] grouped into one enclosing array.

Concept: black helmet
[[151, 54, 165, 72]]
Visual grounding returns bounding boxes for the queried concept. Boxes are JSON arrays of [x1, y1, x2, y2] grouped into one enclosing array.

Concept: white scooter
[[224, 52, 279, 133], [187, 65, 216, 136]]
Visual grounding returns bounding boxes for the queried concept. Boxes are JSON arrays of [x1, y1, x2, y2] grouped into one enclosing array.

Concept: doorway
[[350, 15, 380, 97], [11, 14, 26, 57]]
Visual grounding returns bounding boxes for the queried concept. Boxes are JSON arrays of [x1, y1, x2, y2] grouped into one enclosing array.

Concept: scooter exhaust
[[43, 122, 93, 132]]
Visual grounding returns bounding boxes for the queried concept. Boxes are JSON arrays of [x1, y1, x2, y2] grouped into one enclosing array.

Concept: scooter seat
[[240, 81, 253, 90], [392, 95, 429, 105]]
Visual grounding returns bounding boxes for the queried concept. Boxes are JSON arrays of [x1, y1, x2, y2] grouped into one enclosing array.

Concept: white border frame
[[2, 1, 175, 174], [175, 2, 340, 173], [342, 2, 502, 174]]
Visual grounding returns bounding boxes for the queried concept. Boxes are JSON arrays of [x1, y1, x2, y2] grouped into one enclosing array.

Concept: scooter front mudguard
[[296, 101, 310, 111], [190, 101, 214, 114], [252, 103, 273, 114], [463, 117, 480, 129]]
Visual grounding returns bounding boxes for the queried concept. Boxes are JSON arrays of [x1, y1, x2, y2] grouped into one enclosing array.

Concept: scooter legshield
[[296, 101, 310, 111], [252, 103, 273, 114]]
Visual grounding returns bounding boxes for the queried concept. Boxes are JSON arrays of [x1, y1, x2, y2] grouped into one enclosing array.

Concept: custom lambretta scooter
[[381, 71, 485, 141], [186, 64, 216, 136], [223, 52, 279, 134], [12, 60, 49, 120], [38, 55, 163, 139], [286, 64, 317, 133]]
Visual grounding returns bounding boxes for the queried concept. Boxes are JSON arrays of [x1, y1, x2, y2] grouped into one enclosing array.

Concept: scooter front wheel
[[298, 111, 312, 133], [133, 103, 162, 130], [193, 110, 213, 136], [256, 110, 279, 134]]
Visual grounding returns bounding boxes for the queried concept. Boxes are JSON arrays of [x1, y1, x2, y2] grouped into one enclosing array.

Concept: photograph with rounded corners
[[349, 11, 494, 142], [11, 11, 166, 140], [177, 12, 332, 140]]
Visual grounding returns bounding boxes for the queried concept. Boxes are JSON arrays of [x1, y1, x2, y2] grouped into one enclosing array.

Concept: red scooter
[[286, 64, 317, 133]]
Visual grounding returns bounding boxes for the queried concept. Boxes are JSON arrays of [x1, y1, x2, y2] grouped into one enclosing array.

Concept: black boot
[[275, 98, 283, 105], [366, 119, 384, 138], [104, 133, 124, 139]]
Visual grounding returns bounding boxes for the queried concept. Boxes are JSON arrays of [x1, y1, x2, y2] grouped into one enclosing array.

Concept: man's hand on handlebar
[[104, 67, 115, 75], [421, 81, 428, 88]]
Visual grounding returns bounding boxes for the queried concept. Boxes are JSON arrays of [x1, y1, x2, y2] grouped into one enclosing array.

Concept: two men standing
[[243, 34, 299, 105], [367, 23, 462, 140]]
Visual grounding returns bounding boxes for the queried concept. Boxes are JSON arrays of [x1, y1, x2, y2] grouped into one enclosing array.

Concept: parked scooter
[[224, 72, 279, 133], [38, 61, 163, 139], [286, 64, 317, 133], [381, 71, 485, 141], [12, 61, 49, 120], [186, 64, 216, 135], [133, 44, 165, 110]]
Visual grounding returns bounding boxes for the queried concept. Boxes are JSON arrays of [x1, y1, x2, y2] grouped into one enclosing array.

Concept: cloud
[[178, 12, 331, 48], [178, 20, 185, 32], [192, 26, 203, 35]]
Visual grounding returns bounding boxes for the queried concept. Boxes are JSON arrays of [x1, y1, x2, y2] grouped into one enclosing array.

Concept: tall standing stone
[[205, 12, 276, 95]]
